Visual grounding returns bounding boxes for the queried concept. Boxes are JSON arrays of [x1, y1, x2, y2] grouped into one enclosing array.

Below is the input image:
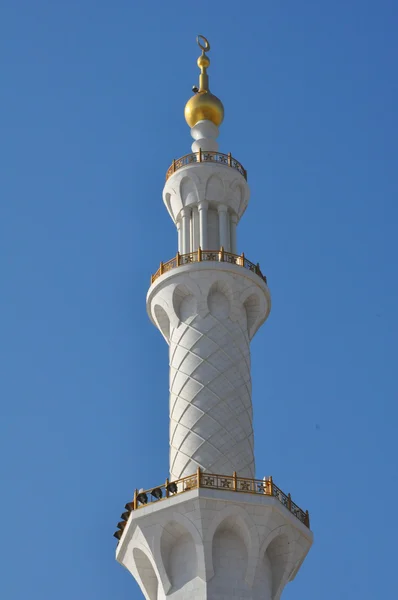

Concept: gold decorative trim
[[151, 248, 266, 285], [114, 470, 310, 541], [166, 151, 247, 181]]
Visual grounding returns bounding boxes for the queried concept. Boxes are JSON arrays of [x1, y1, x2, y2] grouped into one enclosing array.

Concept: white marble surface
[[147, 263, 270, 480], [117, 488, 313, 600]]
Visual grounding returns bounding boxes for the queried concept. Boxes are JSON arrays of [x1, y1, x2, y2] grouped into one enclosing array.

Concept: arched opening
[[153, 304, 170, 343], [207, 281, 232, 319], [160, 521, 198, 591], [236, 183, 246, 216], [243, 293, 261, 338], [210, 516, 250, 588], [132, 547, 159, 600], [180, 176, 197, 206], [172, 285, 197, 323], [266, 533, 290, 598], [205, 174, 224, 203]]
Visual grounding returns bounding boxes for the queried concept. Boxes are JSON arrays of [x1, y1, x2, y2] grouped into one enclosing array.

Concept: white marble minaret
[[115, 36, 312, 600]]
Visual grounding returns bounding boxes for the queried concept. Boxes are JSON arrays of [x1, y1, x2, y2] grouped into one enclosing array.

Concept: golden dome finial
[[184, 35, 224, 129]]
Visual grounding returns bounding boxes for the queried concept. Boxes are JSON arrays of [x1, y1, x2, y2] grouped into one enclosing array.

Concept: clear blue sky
[[1, 1, 397, 598]]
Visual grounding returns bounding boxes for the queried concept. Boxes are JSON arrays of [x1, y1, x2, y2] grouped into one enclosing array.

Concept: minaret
[[115, 36, 313, 600]]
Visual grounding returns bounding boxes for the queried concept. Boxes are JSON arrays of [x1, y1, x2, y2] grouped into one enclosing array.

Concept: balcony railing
[[166, 150, 247, 181], [114, 470, 310, 542], [151, 248, 267, 285]]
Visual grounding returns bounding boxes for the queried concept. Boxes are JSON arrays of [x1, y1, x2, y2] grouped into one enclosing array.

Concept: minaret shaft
[[169, 305, 253, 479], [147, 259, 269, 479], [162, 263, 261, 479]]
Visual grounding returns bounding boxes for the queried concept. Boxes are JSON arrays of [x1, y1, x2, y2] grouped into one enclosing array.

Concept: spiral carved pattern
[[169, 299, 255, 480]]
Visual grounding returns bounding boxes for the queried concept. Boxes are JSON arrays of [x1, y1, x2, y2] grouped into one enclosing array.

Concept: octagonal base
[[116, 486, 312, 600]]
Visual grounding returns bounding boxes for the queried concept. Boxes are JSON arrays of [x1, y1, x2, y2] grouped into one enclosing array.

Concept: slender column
[[218, 204, 229, 251], [190, 210, 194, 252], [181, 208, 191, 254], [177, 219, 182, 253], [198, 201, 209, 250], [230, 214, 238, 254], [227, 212, 231, 253], [192, 206, 199, 251]]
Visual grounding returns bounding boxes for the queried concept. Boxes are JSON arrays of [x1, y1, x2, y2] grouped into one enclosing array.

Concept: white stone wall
[[116, 488, 313, 600], [169, 299, 253, 479], [147, 263, 270, 480]]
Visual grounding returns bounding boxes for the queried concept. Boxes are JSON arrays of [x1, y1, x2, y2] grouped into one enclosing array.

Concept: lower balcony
[[114, 470, 310, 542]]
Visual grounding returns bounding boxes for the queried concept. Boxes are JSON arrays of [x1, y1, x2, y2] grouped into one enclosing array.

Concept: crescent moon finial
[[195, 35, 211, 92], [197, 34, 210, 54]]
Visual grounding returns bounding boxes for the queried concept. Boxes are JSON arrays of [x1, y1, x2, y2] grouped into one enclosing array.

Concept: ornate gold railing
[[166, 150, 247, 181], [114, 470, 310, 541], [151, 248, 267, 285]]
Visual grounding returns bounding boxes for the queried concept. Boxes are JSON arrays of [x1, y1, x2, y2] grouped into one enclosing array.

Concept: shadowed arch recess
[[160, 521, 198, 591], [132, 547, 159, 600]]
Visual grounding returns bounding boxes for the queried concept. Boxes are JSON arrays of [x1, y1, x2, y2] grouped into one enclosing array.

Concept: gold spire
[[184, 35, 224, 129]]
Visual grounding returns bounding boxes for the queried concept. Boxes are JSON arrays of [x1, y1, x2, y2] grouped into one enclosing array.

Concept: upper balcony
[[166, 150, 247, 181], [150, 248, 267, 285]]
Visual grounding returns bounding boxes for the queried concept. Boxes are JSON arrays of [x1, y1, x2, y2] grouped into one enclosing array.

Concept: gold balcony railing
[[114, 470, 310, 542], [151, 248, 267, 285], [166, 150, 247, 181]]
